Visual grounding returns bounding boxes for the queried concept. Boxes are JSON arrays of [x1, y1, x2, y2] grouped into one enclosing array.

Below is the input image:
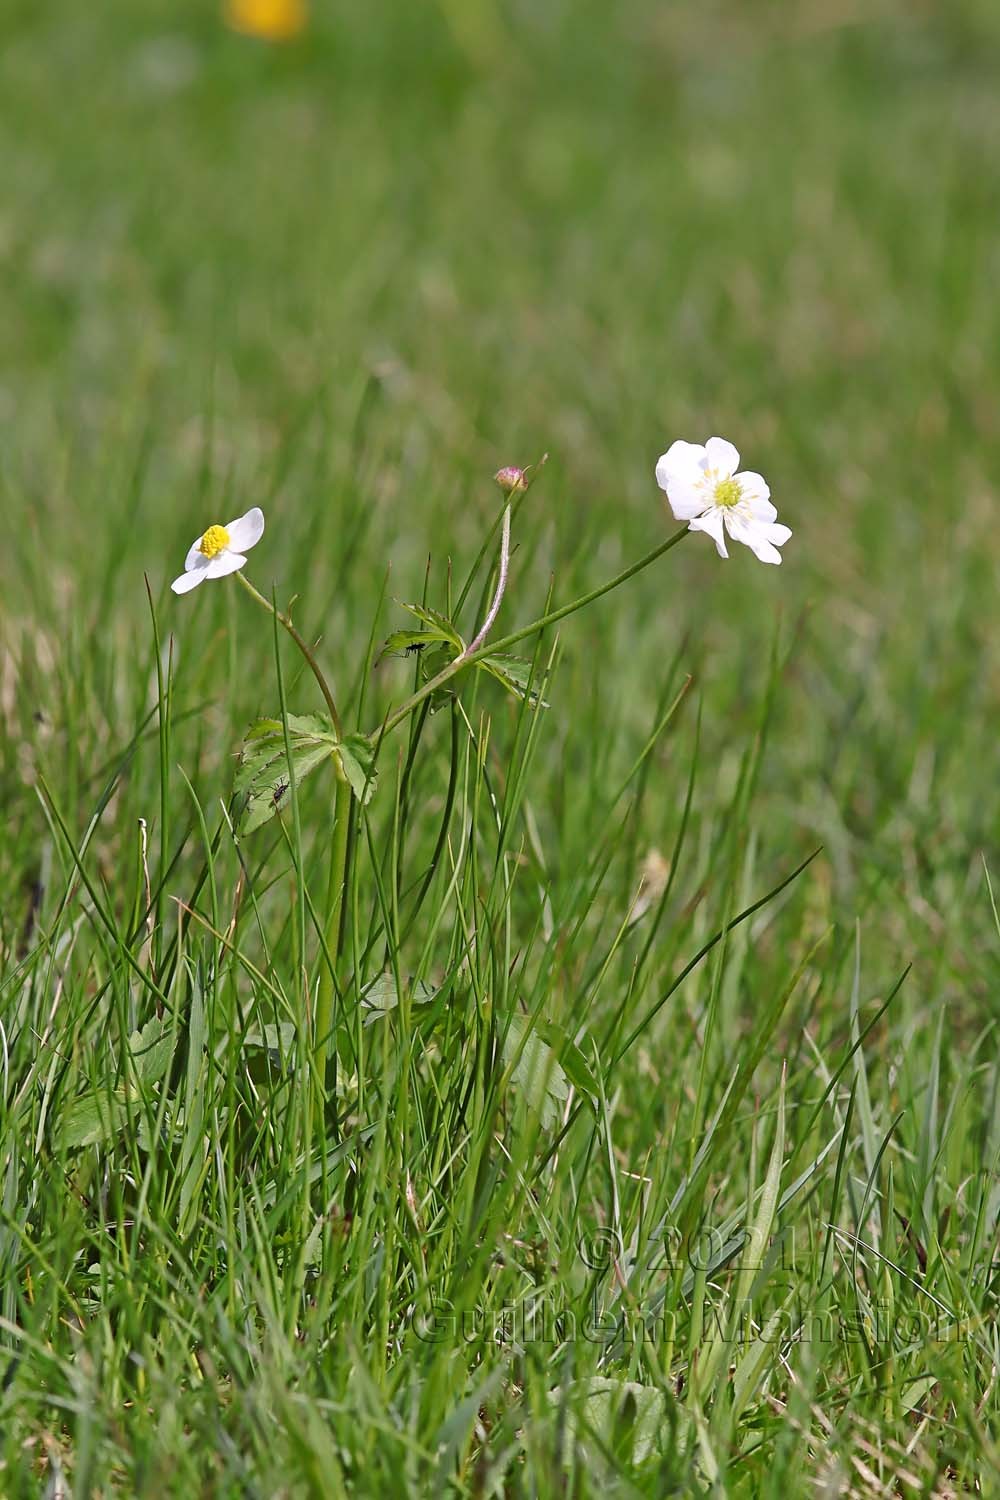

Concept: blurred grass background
[[3, 0, 1000, 1490], [4, 0, 1000, 974]]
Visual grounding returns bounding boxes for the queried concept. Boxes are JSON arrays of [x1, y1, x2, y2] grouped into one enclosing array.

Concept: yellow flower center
[[198, 524, 231, 559], [712, 476, 743, 509]]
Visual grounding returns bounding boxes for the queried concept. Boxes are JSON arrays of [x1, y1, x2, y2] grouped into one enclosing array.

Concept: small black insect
[[272, 781, 288, 806], [404, 642, 426, 657]]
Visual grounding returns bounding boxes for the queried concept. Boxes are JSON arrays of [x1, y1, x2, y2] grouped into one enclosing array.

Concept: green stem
[[314, 772, 351, 1114], [377, 523, 689, 737], [235, 570, 344, 738]]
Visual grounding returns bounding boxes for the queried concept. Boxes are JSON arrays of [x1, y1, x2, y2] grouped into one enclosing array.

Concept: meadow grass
[[3, 1, 1000, 1493]]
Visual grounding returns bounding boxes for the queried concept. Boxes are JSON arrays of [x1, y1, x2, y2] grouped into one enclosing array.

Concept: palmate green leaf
[[477, 653, 549, 708], [244, 1021, 298, 1055], [376, 602, 464, 674], [235, 714, 380, 831], [552, 1379, 678, 1468], [397, 601, 464, 650], [533, 1019, 598, 1102], [60, 1019, 178, 1150], [417, 644, 458, 711], [127, 1015, 176, 1085], [337, 732, 379, 806], [502, 1015, 570, 1128], [377, 628, 457, 663], [360, 972, 441, 1023], [234, 713, 340, 834], [60, 1090, 130, 1151]]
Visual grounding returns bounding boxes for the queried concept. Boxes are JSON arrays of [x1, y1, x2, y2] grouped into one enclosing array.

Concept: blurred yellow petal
[[224, 0, 308, 42]]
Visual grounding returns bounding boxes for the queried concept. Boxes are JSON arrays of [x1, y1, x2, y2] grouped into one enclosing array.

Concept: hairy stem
[[461, 503, 511, 660]]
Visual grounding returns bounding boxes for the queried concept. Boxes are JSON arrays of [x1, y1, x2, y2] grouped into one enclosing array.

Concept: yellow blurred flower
[[224, 0, 308, 42]]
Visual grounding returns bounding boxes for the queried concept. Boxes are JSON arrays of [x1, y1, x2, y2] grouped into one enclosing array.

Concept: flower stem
[[377, 523, 689, 737], [235, 570, 344, 738], [234, 568, 351, 1120]]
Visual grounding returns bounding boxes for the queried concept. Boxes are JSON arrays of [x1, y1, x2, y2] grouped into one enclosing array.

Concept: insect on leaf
[[397, 601, 464, 650], [377, 628, 457, 664], [235, 713, 339, 834]]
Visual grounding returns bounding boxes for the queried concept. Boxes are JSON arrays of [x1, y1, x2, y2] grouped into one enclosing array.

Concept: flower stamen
[[712, 476, 743, 509], [199, 524, 231, 559]]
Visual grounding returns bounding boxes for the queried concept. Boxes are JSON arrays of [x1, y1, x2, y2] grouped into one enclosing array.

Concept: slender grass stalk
[[315, 770, 351, 1116]]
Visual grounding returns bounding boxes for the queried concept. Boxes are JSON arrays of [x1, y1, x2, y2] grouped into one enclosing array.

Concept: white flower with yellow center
[[655, 437, 791, 565], [171, 507, 265, 594]]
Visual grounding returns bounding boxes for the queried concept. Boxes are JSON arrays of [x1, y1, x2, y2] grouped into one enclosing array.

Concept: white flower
[[655, 437, 791, 565], [171, 507, 265, 594]]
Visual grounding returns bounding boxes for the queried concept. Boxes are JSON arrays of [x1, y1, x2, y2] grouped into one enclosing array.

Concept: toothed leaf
[[336, 733, 379, 806]]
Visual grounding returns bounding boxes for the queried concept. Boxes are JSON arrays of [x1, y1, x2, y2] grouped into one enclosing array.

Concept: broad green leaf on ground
[[60, 1020, 177, 1150], [361, 972, 441, 1023], [127, 1015, 177, 1085], [533, 1019, 599, 1102], [59, 1090, 131, 1151], [552, 1378, 680, 1468], [502, 1014, 570, 1128], [244, 1022, 298, 1056]]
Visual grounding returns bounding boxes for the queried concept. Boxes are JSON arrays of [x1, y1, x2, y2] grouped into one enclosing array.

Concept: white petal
[[704, 437, 740, 477], [735, 471, 775, 522], [185, 538, 207, 571], [172, 565, 208, 594], [725, 513, 782, 565], [661, 473, 709, 521], [655, 441, 708, 491], [225, 507, 265, 553], [205, 551, 248, 579], [765, 522, 792, 546], [689, 508, 728, 558]]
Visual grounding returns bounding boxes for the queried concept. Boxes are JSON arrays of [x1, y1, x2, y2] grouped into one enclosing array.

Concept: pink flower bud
[[494, 466, 527, 496]]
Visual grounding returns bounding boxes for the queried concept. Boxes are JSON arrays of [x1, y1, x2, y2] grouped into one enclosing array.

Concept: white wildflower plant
[[171, 507, 266, 594], [160, 449, 800, 1150], [655, 437, 791, 565]]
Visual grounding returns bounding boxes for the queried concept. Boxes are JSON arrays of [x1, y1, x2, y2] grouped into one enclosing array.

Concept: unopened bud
[[494, 465, 527, 496]]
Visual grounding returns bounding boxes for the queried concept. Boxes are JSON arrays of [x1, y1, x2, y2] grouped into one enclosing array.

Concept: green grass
[[3, 0, 1000, 1493]]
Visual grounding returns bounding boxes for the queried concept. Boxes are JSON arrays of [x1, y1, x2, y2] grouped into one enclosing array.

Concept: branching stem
[[377, 522, 689, 738]]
